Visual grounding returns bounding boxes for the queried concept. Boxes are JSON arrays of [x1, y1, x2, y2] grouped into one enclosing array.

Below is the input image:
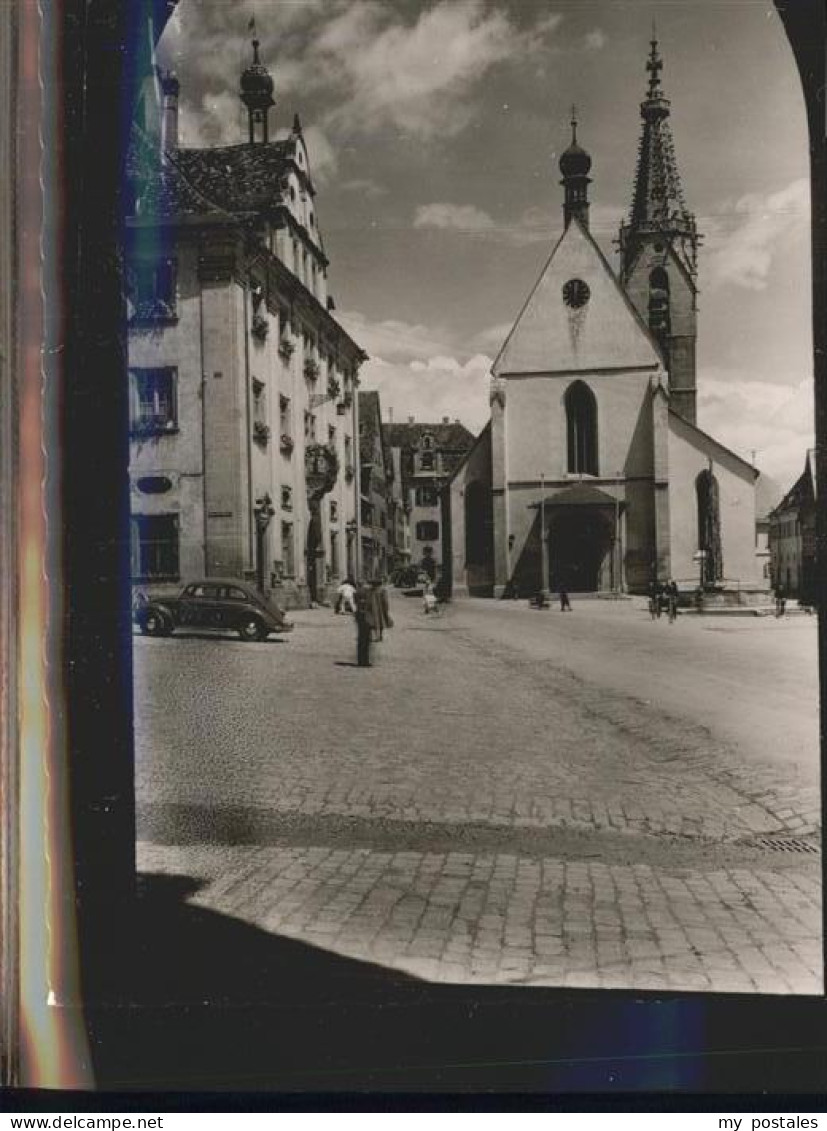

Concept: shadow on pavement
[[83, 872, 827, 1095]]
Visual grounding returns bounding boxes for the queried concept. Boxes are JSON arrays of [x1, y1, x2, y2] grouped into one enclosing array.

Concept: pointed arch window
[[565, 381, 598, 475], [696, 469, 723, 584]]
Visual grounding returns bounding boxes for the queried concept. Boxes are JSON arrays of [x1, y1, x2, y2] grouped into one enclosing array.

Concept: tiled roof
[[770, 458, 815, 517], [383, 421, 476, 453], [129, 129, 299, 219]]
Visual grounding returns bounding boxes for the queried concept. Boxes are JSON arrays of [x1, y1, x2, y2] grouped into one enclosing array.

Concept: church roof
[[667, 408, 758, 478], [542, 483, 621, 508], [492, 216, 664, 377]]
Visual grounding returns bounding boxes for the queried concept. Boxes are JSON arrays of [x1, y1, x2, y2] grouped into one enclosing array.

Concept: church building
[[450, 38, 763, 598]]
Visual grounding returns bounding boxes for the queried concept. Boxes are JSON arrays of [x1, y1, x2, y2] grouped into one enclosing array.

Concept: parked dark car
[[134, 579, 293, 641]]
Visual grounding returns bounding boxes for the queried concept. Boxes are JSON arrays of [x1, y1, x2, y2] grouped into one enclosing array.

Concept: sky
[[156, 0, 814, 499]]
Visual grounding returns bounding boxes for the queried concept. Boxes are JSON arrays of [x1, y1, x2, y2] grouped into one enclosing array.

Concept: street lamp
[[614, 474, 621, 595], [253, 492, 275, 594], [539, 471, 548, 600]]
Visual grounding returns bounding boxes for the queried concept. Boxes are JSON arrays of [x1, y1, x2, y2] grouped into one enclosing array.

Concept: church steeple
[[619, 35, 701, 425], [240, 26, 275, 144], [620, 33, 699, 279], [559, 107, 592, 230]]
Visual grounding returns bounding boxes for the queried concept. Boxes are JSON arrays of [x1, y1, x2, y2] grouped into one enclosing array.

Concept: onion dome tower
[[559, 107, 592, 229], [240, 33, 275, 144], [619, 34, 701, 424]]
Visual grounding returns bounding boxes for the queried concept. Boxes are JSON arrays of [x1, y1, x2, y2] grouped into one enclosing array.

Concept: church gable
[[492, 219, 663, 378]]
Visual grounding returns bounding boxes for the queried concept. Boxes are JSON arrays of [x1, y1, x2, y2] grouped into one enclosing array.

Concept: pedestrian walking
[[559, 584, 572, 612], [369, 577, 393, 641], [666, 579, 679, 624], [354, 581, 374, 666], [335, 576, 356, 614], [423, 579, 438, 615], [648, 580, 661, 620], [775, 584, 787, 618]]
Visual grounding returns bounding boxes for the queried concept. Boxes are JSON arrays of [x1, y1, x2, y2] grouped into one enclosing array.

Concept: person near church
[[559, 584, 572, 612], [648, 580, 662, 620], [369, 577, 393, 642], [666, 580, 679, 623], [353, 581, 374, 666], [774, 584, 787, 618], [335, 576, 356, 615]]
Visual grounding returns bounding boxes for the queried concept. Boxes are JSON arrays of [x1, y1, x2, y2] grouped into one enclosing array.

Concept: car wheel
[[239, 617, 266, 642], [141, 611, 170, 637]]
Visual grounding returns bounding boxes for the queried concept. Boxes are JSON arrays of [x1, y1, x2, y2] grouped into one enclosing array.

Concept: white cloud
[[584, 29, 607, 51], [703, 178, 809, 291], [697, 369, 814, 489], [412, 200, 624, 249], [312, 1, 562, 140], [340, 311, 492, 432], [413, 202, 496, 233], [340, 177, 388, 198], [180, 90, 241, 147], [303, 124, 338, 183], [163, 1, 563, 152]]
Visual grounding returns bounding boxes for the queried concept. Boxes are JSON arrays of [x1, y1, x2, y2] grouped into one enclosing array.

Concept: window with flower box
[[281, 521, 295, 576], [130, 367, 178, 435]]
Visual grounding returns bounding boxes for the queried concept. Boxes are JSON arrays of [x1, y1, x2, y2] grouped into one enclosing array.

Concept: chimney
[[388, 407, 394, 424], [442, 416, 450, 424], [160, 69, 180, 151], [407, 415, 414, 424]]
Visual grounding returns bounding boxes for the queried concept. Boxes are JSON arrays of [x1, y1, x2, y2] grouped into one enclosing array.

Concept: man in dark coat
[[354, 579, 393, 665], [354, 582, 374, 666], [369, 578, 393, 641]]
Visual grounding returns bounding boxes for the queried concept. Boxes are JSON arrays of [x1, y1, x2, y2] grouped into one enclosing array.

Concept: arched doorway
[[549, 509, 613, 591]]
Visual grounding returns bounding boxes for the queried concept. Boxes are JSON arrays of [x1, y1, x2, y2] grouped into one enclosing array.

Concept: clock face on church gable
[[562, 278, 590, 309]]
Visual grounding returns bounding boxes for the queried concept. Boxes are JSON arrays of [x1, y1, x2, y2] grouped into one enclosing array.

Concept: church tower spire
[[619, 35, 701, 424], [559, 106, 592, 230], [240, 25, 275, 144]]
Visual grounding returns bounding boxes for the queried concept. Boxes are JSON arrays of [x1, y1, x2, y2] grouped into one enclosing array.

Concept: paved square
[[135, 594, 821, 994]]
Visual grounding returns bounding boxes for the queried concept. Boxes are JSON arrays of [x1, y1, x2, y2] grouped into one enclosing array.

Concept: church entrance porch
[[539, 483, 626, 594], [548, 508, 615, 592]]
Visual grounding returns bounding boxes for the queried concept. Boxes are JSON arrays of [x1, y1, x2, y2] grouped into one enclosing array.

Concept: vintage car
[[134, 579, 293, 641]]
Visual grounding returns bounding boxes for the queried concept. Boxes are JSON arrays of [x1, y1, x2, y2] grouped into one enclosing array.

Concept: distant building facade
[[358, 391, 393, 579], [450, 40, 763, 599], [127, 38, 365, 608], [384, 418, 475, 581], [769, 453, 816, 603]]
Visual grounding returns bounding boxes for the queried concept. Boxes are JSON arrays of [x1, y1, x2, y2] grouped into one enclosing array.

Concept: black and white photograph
[[3, 0, 826, 1100]]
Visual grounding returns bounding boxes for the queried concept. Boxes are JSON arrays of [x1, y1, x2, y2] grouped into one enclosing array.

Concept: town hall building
[[450, 38, 763, 598], [127, 35, 366, 608]]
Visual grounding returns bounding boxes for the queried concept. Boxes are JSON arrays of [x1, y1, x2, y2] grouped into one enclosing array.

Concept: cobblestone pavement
[[135, 594, 822, 995]]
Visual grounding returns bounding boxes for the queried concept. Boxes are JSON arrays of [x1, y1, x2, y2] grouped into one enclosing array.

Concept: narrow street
[[135, 593, 821, 994]]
